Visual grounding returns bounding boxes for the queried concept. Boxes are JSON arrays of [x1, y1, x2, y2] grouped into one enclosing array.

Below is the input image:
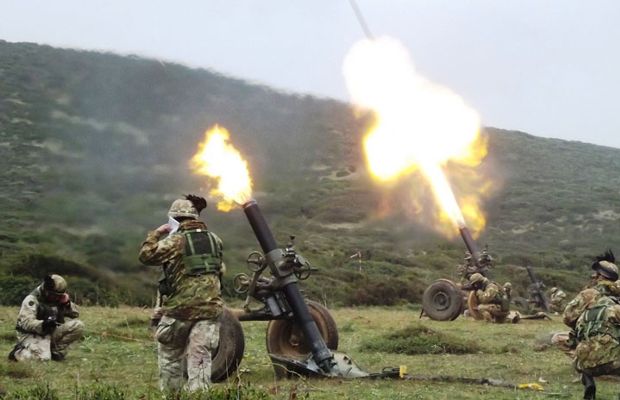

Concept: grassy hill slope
[[1, 40, 619, 305]]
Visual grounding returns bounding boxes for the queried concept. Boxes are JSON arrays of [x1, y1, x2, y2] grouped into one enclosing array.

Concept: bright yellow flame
[[190, 125, 253, 211], [344, 37, 487, 234]]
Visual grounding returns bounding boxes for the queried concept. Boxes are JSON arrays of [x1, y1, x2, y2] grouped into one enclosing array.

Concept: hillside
[[1, 40, 619, 305]]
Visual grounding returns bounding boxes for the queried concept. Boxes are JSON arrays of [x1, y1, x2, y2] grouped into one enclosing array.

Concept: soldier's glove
[[42, 317, 59, 335]]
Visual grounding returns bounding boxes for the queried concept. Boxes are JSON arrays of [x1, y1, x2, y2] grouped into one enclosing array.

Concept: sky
[[1, 0, 619, 148]]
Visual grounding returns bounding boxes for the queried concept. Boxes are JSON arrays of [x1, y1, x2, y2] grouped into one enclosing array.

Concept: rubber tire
[[467, 291, 484, 320], [422, 279, 464, 321], [211, 308, 245, 383], [266, 300, 338, 378]]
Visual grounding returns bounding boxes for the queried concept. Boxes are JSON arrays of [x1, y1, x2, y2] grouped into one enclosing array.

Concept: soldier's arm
[[139, 232, 181, 265], [562, 296, 583, 328], [16, 295, 44, 335], [608, 304, 620, 324]]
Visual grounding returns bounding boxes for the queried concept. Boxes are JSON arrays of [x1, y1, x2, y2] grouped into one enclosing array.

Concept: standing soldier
[[548, 287, 567, 314], [8, 274, 84, 361], [468, 273, 509, 323], [573, 295, 620, 399], [139, 194, 224, 393]]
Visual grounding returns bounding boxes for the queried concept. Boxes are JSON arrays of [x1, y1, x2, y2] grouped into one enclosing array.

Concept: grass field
[[0, 305, 618, 399]]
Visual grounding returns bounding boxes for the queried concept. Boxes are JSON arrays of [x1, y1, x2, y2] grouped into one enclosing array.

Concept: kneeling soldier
[[469, 273, 510, 323], [9, 274, 84, 361]]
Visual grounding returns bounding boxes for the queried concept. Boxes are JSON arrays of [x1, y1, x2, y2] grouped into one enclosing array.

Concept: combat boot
[[7, 344, 22, 361], [51, 350, 65, 361], [581, 373, 596, 400]]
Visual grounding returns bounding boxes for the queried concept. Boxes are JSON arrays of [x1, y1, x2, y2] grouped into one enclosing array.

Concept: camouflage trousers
[[477, 304, 508, 323], [155, 315, 220, 392], [574, 334, 620, 373], [13, 319, 85, 361]]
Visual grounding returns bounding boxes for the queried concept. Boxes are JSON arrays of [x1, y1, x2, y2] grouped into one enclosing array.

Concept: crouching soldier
[[8, 274, 84, 361], [468, 273, 510, 323], [573, 295, 620, 400]]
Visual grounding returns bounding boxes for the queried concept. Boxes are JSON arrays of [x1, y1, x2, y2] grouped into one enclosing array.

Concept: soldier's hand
[[42, 318, 59, 335], [155, 224, 172, 234], [58, 293, 70, 305]]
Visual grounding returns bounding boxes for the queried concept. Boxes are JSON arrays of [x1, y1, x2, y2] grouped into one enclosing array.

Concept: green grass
[[1, 305, 617, 399]]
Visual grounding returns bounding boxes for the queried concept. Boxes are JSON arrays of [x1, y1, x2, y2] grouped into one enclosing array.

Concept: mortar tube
[[242, 200, 334, 372], [459, 225, 481, 266]]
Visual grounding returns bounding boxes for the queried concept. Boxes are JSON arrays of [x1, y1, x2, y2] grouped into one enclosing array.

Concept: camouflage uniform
[[11, 285, 84, 361], [563, 280, 620, 329], [549, 287, 567, 313], [574, 296, 620, 374], [468, 273, 509, 323], [476, 282, 509, 323], [139, 218, 223, 392]]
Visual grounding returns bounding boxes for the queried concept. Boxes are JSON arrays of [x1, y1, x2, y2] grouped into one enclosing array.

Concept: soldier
[[563, 250, 619, 329], [139, 194, 224, 393], [573, 295, 620, 399], [8, 274, 84, 361], [503, 282, 512, 302], [468, 273, 509, 323], [548, 287, 567, 314]]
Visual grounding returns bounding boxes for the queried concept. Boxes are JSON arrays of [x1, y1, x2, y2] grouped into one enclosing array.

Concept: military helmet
[[469, 273, 486, 285], [43, 274, 67, 294], [168, 199, 199, 219], [592, 260, 619, 281], [503, 282, 512, 289], [550, 287, 558, 293]]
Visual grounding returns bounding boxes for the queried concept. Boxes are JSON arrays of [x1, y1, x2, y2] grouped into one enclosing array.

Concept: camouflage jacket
[[563, 280, 620, 328], [139, 219, 223, 321], [16, 286, 80, 335], [476, 282, 504, 305], [550, 289, 567, 305], [574, 296, 620, 371]]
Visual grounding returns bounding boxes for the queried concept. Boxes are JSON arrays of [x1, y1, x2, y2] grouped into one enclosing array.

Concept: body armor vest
[[182, 229, 222, 276]]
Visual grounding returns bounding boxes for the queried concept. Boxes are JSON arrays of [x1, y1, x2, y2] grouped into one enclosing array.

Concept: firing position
[[139, 194, 224, 392], [468, 272, 510, 323], [8, 274, 84, 361]]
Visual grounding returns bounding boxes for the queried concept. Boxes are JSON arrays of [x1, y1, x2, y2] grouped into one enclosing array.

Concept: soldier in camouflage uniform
[[563, 251, 619, 329], [8, 274, 84, 361], [139, 195, 224, 393], [548, 287, 567, 314], [573, 295, 620, 399], [469, 273, 510, 323]]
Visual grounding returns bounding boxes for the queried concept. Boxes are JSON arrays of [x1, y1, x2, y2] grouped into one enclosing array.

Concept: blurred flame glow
[[343, 37, 487, 233], [190, 125, 252, 211]]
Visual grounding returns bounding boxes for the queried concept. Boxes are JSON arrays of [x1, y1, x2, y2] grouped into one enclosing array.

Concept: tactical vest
[[576, 304, 620, 341], [182, 229, 222, 276]]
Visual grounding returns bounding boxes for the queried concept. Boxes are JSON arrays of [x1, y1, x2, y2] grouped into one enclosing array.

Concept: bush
[[0, 275, 37, 305]]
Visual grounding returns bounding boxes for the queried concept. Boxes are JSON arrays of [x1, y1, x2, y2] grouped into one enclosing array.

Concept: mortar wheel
[[266, 301, 338, 378], [211, 308, 245, 382], [467, 291, 484, 320], [422, 279, 464, 321]]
